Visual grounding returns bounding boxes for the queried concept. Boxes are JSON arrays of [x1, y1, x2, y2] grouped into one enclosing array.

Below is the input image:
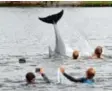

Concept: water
[[0, 7, 112, 91]]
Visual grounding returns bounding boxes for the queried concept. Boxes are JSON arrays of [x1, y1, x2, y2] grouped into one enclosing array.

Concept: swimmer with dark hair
[[25, 68, 50, 84], [91, 46, 103, 59], [26, 72, 35, 84], [60, 67, 95, 84]]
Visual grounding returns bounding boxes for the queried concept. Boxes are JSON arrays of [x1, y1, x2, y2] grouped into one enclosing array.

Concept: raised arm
[[40, 72, 50, 83], [60, 67, 83, 83], [36, 68, 50, 83], [63, 72, 83, 82]]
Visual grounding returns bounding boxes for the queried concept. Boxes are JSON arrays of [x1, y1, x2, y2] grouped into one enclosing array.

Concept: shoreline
[[0, 1, 112, 7]]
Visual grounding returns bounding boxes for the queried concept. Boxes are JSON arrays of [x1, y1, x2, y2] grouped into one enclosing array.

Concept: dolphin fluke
[[39, 10, 66, 57], [39, 10, 64, 24]]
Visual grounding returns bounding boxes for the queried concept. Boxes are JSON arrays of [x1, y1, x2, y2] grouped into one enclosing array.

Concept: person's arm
[[60, 67, 83, 83], [63, 72, 83, 82], [40, 73, 50, 83], [40, 68, 50, 83]]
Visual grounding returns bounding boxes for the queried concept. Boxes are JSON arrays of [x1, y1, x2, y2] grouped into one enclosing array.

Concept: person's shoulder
[[80, 77, 86, 80], [100, 55, 104, 59], [78, 77, 86, 82]]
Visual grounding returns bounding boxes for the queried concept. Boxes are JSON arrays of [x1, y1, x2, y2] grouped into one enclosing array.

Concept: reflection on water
[[0, 7, 112, 91]]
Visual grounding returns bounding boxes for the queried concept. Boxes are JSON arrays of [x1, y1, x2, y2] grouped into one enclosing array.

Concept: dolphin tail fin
[[48, 46, 53, 57], [39, 10, 64, 24]]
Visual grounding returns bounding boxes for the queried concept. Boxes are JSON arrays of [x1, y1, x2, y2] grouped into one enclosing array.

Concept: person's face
[[26, 78, 35, 84], [86, 72, 95, 79], [31, 78, 35, 84]]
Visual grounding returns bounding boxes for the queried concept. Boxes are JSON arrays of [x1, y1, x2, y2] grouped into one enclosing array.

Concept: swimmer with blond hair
[[72, 50, 79, 59]]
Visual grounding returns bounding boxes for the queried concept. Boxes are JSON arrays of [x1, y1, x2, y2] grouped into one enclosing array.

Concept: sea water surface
[[0, 7, 112, 91]]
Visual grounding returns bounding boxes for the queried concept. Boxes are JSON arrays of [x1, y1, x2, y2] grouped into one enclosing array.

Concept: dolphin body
[[39, 10, 66, 57]]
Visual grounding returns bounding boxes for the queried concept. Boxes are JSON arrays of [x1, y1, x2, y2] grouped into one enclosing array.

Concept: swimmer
[[25, 68, 50, 84], [91, 46, 103, 59], [60, 67, 95, 84], [72, 50, 79, 59], [26, 72, 35, 84]]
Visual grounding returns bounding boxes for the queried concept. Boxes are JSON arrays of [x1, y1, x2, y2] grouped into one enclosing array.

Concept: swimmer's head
[[94, 46, 103, 58], [26, 72, 35, 84], [72, 50, 79, 59], [86, 68, 96, 79]]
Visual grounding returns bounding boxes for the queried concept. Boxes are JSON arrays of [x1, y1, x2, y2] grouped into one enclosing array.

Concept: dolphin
[[39, 10, 66, 57]]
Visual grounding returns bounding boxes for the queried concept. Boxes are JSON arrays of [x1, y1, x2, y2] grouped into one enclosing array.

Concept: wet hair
[[72, 50, 79, 59], [94, 46, 103, 58], [86, 68, 95, 79], [26, 72, 35, 83]]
